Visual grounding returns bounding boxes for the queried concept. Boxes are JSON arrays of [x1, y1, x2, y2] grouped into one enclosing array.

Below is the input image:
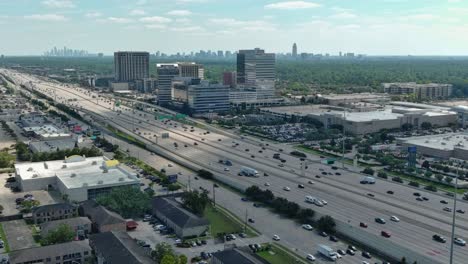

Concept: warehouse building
[[14, 155, 139, 202], [397, 133, 468, 161]]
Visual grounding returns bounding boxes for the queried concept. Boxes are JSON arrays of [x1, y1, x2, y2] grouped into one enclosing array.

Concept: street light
[[449, 160, 465, 264]]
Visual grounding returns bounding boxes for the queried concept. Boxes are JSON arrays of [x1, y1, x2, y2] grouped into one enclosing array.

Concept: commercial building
[[178, 62, 204, 79], [114, 51, 150, 82], [135, 78, 157, 93], [90, 231, 153, 264], [80, 200, 126, 233], [151, 197, 209, 238], [383, 82, 452, 99], [397, 133, 468, 161], [14, 156, 139, 202], [32, 203, 78, 224], [223, 71, 237, 87], [187, 81, 230, 114], [211, 248, 264, 264], [40, 217, 92, 237], [320, 93, 391, 106], [157, 64, 179, 105], [452, 105, 468, 128], [171, 77, 200, 104], [29, 138, 77, 153], [9, 240, 91, 264], [237, 48, 275, 86]]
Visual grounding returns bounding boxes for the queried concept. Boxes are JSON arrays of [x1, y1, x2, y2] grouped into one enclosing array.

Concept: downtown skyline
[[1, 0, 468, 56]]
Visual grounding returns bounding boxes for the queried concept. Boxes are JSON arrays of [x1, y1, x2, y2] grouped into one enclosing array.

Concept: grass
[[256, 243, 307, 264], [387, 170, 465, 194], [106, 125, 146, 148], [0, 223, 10, 252], [203, 204, 257, 237]]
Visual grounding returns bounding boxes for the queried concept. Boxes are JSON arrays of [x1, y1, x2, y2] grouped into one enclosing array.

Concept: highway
[[5, 69, 468, 264]]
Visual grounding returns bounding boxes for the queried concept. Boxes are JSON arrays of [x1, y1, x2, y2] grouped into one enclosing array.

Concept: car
[[241, 197, 249, 202], [387, 190, 394, 195], [194, 176, 199, 180], [347, 249, 355, 255], [457, 209, 465, 214], [283, 186, 291, 191], [337, 249, 346, 256], [321, 199, 328, 205], [454, 237, 466, 246], [359, 222, 368, 228], [308, 180, 314, 184], [238, 233, 247, 238], [248, 218, 255, 223], [253, 203, 261, 207], [224, 167, 230, 171], [375, 218, 386, 224], [416, 197, 424, 201], [440, 200, 448, 204], [191, 241, 197, 247], [362, 251, 372, 259], [245, 149, 249, 152], [433, 234, 447, 243], [143, 215, 152, 222], [278, 164, 284, 167], [443, 207, 452, 212], [390, 216, 400, 222], [321, 171, 327, 175], [273, 235, 280, 241], [335, 172, 341, 176], [298, 184, 305, 189], [362, 261, 370, 264], [367, 193, 375, 197], [302, 224, 313, 230], [319, 231, 328, 237], [422, 197, 429, 201], [329, 235, 338, 242], [168, 163, 173, 167], [315, 175, 321, 178], [251, 155, 255, 158], [306, 254, 316, 261], [264, 182, 271, 186], [248, 244, 256, 251], [413, 192, 421, 197], [348, 245, 357, 251], [381, 231, 391, 238]]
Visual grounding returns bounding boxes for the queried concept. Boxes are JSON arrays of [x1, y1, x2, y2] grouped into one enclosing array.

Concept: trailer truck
[[317, 244, 337, 261], [239, 167, 259, 177]]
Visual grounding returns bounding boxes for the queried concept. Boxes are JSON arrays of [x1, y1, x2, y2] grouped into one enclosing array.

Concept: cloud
[[24, 14, 67, 21], [85, 11, 102, 18], [145, 24, 167, 30], [401, 14, 438, 21], [167, 10, 192, 16], [172, 26, 204, 32], [265, 1, 320, 10], [175, 18, 191, 23], [107, 17, 134, 24], [209, 18, 276, 31], [330, 12, 357, 19], [41, 0, 75, 8], [140, 16, 172, 23], [130, 9, 146, 16], [136, 0, 147, 5], [448, 0, 461, 3]]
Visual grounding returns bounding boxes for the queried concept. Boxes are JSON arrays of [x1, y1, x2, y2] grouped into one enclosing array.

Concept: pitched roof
[[212, 248, 264, 264], [32, 203, 77, 215], [9, 240, 90, 263], [80, 200, 125, 226], [90, 231, 153, 264], [151, 197, 209, 229], [40, 217, 91, 234]]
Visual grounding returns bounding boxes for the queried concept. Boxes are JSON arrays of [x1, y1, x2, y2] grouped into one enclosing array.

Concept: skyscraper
[[114, 51, 150, 82], [236, 48, 275, 86], [157, 64, 179, 105], [292, 43, 297, 57]]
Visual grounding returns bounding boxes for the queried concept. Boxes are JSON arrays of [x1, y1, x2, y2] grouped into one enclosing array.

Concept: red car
[[381, 231, 391, 238], [359, 222, 368, 228]]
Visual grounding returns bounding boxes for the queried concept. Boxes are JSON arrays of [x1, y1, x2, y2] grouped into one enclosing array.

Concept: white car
[[302, 224, 313, 230], [306, 254, 316, 261], [283, 187, 291, 191], [321, 199, 328, 205], [264, 182, 271, 186], [224, 167, 230, 171], [362, 261, 370, 264], [273, 235, 281, 241], [390, 216, 400, 222], [454, 237, 466, 246]]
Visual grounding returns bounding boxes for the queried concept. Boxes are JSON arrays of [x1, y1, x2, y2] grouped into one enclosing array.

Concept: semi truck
[[239, 167, 259, 177], [317, 244, 337, 261]]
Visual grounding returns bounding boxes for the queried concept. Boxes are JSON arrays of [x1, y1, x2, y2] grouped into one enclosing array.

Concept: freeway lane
[[7, 69, 468, 263]]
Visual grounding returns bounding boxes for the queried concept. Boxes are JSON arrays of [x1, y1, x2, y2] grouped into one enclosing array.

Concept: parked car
[[273, 235, 280, 241], [302, 224, 313, 230]]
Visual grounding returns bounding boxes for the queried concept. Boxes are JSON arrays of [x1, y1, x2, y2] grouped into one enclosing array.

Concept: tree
[[362, 167, 375, 175], [20, 200, 40, 213], [401, 123, 413, 131], [421, 160, 430, 169], [96, 186, 151, 218], [151, 243, 174, 263], [400, 257, 407, 264], [297, 208, 315, 223], [424, 171, 433, 178], [178, 255, 188, 264], [317, 215, 336, 234], [181, 190, 210, 215], [160, 254, 176, 264], [41, 224, 75, 245], [0, 152, 14, 168], [444, 177, 453, 184], [377, 171, 387, 179], [435, 174, 444, 182]]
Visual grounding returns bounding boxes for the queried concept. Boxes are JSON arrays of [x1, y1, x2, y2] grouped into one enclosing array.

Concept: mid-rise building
[[114, 51, 150, 82], [157, 64, 180, 105], [188, 81, 230, 114], [237, 48, 275, 86], [178, 62, 204, 79], [223, 71, 237, 87], [171, 77, 200, 104], [452, 105, 468, 128], [383, 82, 452, 100]]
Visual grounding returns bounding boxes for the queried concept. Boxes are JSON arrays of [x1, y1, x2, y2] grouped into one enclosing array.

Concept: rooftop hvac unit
[[62, 164, 67, 169], [70, 173, 76, 177], [27, 167, 33, 171], [441, 142, 446, 145], [425, 140, 429, 143], [43, 162, 48, 169], [92, 161, 97, 165], [119, 177, 124, 182], [32, 174, 38, 178], [97, 180, 103, 184]]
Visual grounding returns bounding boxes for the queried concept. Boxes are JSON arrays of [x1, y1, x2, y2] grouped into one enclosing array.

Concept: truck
[[168, 174, 178, 184], [305, 196, 323, 207], [239, 167, 259, 177], [360, 176, 376, 184], [317, 244, 337, 261], [273, 153, 281, 160]]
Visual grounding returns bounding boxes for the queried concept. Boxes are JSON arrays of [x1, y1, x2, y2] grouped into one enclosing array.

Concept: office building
[[383, 82, 452, 100], [178, 62, 204, 79], [114, 51, 150, 82], [223, 71, 237, 87], [188, 81, 230, 114], [292, 43, 297, 57], [171, 77, 200, 104], [15, 155, 140, 202], [452, 105, 468, 128], [9, 240, 91, 264], [397, 133, 468, 161], [32, 203, 78, 224], [237, 48, 275, 86], [157, 64, 180, 105]]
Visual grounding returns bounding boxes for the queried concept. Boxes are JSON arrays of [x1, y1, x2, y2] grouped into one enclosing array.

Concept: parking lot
[[0, 173, 62, 216], [128, 221, 267, 260], [2, 219, 36, 251]]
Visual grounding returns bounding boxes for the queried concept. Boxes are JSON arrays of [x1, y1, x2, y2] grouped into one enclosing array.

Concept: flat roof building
[[237, 48, 275, 86], [452, 105, 468, 128], [9, 240, 91, 264], [320, 93, 390, 106], [397, 133, 468, 160], [383, 82, 452, 100], [178, 62, 204, 80], [157, 64, 179, 105], [15, 155, 139, 202], [114, 51, 150, 82], [187, 81, 230, 114]]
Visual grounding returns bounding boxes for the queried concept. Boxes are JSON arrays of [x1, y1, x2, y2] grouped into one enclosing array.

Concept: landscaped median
[[106, 125, 146, 149], [256, 243, 307, 264]]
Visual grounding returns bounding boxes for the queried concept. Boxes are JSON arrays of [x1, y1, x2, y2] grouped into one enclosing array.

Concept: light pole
[[342, 107, 346, 169], [449, 161, 463, 264]]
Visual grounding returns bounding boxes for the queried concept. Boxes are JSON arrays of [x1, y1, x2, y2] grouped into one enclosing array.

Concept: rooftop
[[152, 197, 209, 229], [15, 156, 138, 189], [321, 93, 389, 100], [40, 217, 91, 234], [212, 248, 264, 264], [9, 240, 90, 263], [80, 200, 125, 226], [398, 133, 468, 151]]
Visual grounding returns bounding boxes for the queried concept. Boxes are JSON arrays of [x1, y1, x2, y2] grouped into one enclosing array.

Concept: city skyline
[[1, 0, 468, 56]]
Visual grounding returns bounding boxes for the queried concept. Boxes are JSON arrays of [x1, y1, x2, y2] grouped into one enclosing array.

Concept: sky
[[1, 0, 468, 56]]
